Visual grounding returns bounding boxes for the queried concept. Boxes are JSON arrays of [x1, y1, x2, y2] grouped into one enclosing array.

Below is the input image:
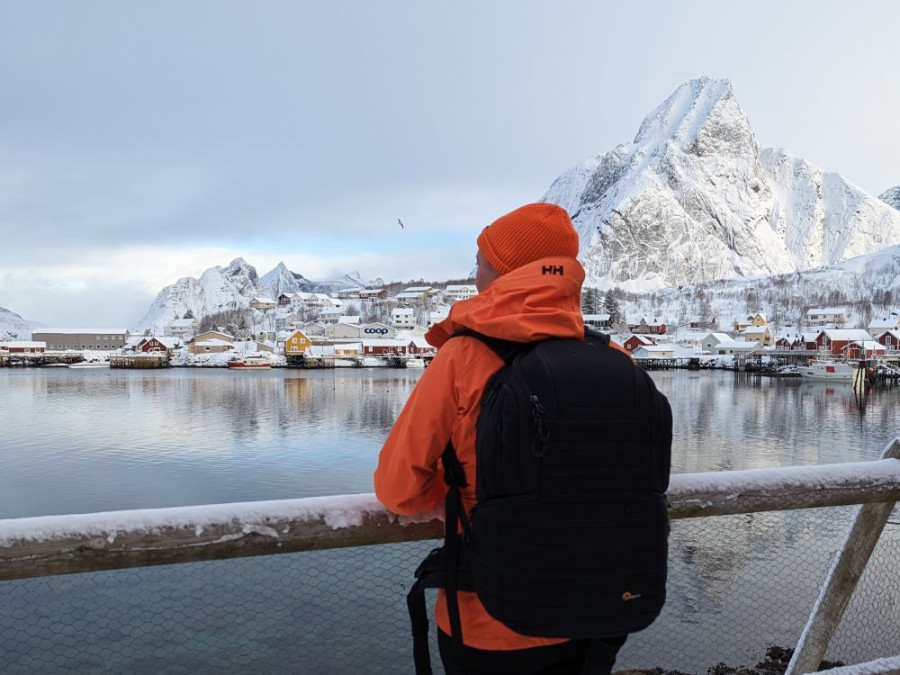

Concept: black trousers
[[437, 631, 627, 675]]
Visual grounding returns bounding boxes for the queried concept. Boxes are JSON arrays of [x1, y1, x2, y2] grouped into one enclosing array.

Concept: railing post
[[786, 439, 900, 675]]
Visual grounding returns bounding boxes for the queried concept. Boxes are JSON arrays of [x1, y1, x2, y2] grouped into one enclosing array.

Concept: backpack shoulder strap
[[584, 326, 611, 345], [449, 328, 531, 364]]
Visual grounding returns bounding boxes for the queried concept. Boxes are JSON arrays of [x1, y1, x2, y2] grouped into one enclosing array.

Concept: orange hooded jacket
[[374, 256, 630, 651]]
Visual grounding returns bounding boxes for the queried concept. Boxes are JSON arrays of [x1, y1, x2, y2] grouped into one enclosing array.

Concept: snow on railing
[[1, 439, 898, 583]]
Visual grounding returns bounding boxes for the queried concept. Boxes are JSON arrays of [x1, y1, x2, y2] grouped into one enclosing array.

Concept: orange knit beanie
[[477, 203, 579, 276]]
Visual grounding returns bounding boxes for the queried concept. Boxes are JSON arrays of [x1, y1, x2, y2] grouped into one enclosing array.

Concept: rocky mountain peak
[[543, 77, 900, 292], [880, 186, 900, 211]]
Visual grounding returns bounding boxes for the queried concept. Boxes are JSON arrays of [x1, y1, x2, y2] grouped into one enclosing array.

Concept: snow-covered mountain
[[260, 262, 310, 298], [0, 305, 34, 340], [880, 186, 900, 211], [132, 259, 381, 334], [134, 258, 267, 334], [543, 77, 900, 292], [621, 242, 900, 333]]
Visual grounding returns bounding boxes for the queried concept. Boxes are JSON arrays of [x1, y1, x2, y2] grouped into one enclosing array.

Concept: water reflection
[[1, 368, 898, 519], [650, 371, 895, 473]]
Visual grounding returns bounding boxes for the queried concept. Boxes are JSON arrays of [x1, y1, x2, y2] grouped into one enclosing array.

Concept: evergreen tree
[[602, 290, 622, 326], [581, 287, 600, 314]]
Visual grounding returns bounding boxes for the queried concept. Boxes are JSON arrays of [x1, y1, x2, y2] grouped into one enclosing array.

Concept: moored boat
[[227, 356, 272, 370], [798, 360, 857, 382]]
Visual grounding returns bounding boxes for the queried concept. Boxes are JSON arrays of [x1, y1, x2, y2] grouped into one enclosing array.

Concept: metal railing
[[1, 439, 898, 674]]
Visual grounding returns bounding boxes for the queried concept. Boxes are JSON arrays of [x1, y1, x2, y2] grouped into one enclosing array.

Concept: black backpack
[[407, 328, 672, 674]]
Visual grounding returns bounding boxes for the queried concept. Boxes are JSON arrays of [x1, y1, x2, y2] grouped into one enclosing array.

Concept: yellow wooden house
[[284, 330, 312, 356]]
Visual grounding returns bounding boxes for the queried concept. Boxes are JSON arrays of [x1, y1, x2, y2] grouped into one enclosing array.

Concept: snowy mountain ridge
[[132, 260, 383, 334], [543, 77, 900, 292], [880, 186, 900, 211]]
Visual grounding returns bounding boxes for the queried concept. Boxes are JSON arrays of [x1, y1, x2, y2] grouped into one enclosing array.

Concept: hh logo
[[541, 265, 564, 276]]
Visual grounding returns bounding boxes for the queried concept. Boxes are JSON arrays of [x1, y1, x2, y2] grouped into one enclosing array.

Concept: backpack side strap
[[407, 441, 475, 674]]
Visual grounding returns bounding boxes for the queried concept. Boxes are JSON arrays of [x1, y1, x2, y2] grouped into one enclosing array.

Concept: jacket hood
[[427, 257, 585, 348]]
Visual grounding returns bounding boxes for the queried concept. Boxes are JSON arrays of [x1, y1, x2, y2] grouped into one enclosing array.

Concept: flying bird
[[398, 218, 404, 229]]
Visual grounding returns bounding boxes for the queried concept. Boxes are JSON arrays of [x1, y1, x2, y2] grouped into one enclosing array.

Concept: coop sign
[[364, 327, 390, 335]]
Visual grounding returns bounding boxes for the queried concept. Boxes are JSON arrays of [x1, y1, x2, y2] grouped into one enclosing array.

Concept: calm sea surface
[[0, 367, 898, 519], [1, 367, 899, 673]]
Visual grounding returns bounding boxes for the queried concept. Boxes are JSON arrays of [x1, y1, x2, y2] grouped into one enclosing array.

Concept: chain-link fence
[[1, 504, 898, 674]]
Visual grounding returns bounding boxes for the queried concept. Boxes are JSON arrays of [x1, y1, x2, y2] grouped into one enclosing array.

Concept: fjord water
[[2, 367, 899, 673], [1, 367, 898, 519]]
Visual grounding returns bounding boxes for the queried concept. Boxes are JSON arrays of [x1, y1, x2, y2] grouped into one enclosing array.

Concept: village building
[[800, 332, 821, 350], [806, 307, 849, 328], [359, 288, 387, 300], [33, 329, 130, 351], [275, 312, 303, 331], [249, 297, 277, 311], [283, 330, 312, 356], [391, 307, 417, 330], [0, 341, 46, 354], [628, 317, 667, 335], [318, 306, 344, 324], [775, 336, 802, 350], [188, 338, 234, 355], [407, 336, 436, 356], [742, 325, 774, 347], [291, 292, 339, 311], [709, 341, 761, 357], [583, 313, 612, 329], [700, 333, 735, 354], [868, 316, 900, 334], [329, 321, 396, 341], [841, 341, 886, 360], [168, 318, 199, 339], [361, 338, 409, 356], [815, 329, 872, 356], [253, 341, 276, 355], [334, 343, 362, 357], [191, 330, 235, 344], [337, 287, 365, 299], [427, 307, 450, 328], [688, 316, 717, 330], [301, 322, 328, 338], [623, 335, 657, 352], [732, 312, 768, 332], [137, 336, 179, 355], [874, 330, 900, 351], [443, 285, 477, 301], [632, 344, 674, 360], [393, 286, 436, 302]]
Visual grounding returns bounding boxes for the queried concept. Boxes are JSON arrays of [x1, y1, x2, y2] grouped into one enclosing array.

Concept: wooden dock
[[109, 354, 170, 369], [0, 352, 85, 367]]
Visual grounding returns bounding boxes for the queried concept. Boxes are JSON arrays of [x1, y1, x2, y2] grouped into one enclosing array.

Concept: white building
[[583, 313, 611, 329], [443, 285, 477, 301], [391, 307, 417, 329], [868, 316, 900, 334], [806, 307, 848, 328], [168, 318, 199, 339], [250, 297, 276, 311], [700, 332, 735, 354], [632, 345, 674, 360]]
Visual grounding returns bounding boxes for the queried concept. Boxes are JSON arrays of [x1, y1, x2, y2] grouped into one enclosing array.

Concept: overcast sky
[[1, 1, 898, 328]]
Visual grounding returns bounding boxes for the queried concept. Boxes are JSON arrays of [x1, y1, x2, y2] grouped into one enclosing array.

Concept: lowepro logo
[[541, 265, 564, 276], [621, 591, 642, 602], [364, 327, 389, 335]]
